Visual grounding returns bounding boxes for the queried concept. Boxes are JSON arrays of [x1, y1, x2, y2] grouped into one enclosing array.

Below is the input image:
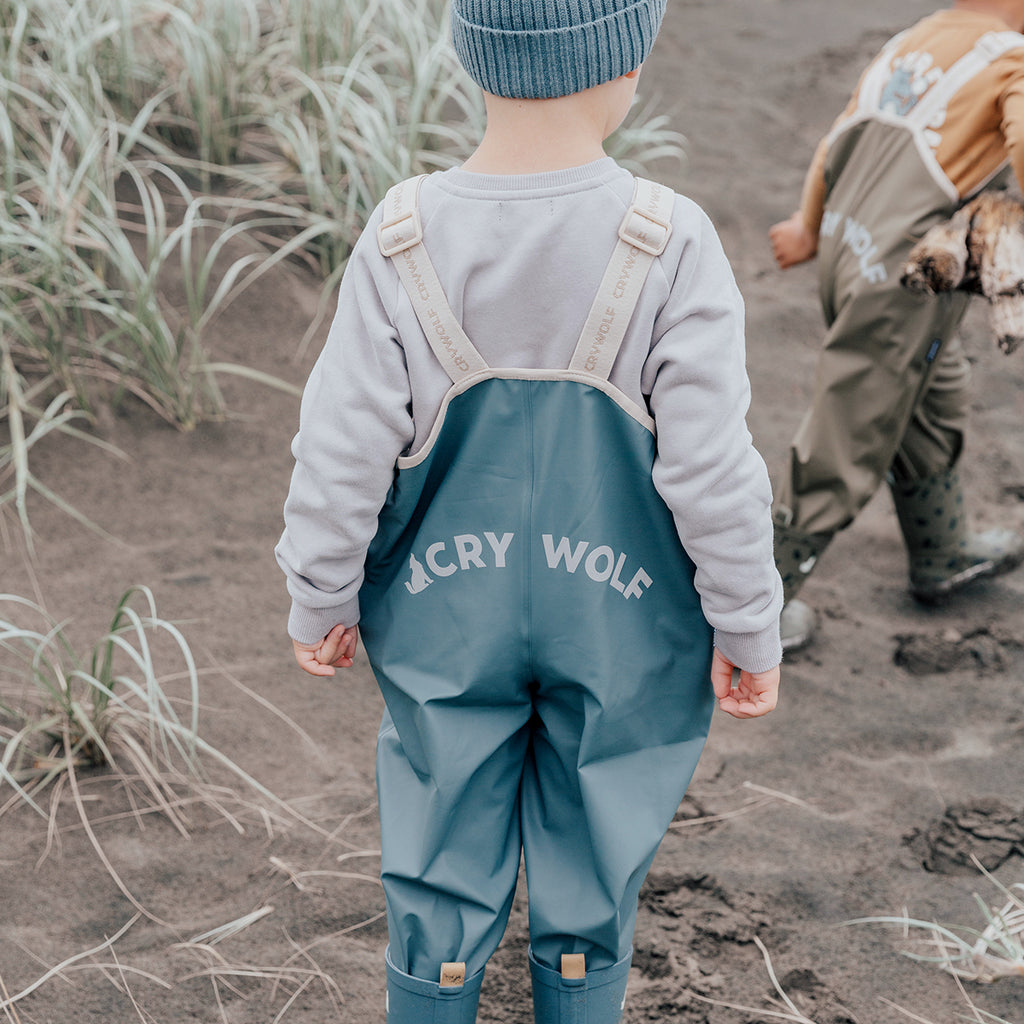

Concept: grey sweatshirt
[[276, 157, 783, 672]]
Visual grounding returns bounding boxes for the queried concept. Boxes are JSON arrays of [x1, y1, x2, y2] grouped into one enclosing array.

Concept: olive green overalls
[[775, 30, 1024, 602]]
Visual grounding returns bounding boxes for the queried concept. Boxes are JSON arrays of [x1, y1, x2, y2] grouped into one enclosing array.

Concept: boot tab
[[440, 962, 466, 987], [560, 953, 586, 980]]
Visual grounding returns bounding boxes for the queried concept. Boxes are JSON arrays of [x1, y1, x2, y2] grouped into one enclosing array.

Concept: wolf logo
[[880, 67, 920, 117], [879, 53, 941, 119], [404, 553, 433, 595]]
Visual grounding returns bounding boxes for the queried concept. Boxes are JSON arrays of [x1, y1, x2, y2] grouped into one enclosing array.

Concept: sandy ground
[[3, 1, 1024, 1022]]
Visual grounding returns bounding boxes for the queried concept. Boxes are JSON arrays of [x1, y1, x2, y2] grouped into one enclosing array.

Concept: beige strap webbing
[[568, 177, 674, 380], [379, 174, 673, 384], [905, 31, 1024, 131], [378, 175, 488, 384]]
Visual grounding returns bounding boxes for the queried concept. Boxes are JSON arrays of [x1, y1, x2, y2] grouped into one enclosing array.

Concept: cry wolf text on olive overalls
[[776, 30, 1024, 534], [356, 175, 715, 1024]]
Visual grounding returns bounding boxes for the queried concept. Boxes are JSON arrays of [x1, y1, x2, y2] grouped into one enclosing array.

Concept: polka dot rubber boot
[[890, 468, 1024, 603], [773, 520, 834, 604], [772, 520, 833, 652]]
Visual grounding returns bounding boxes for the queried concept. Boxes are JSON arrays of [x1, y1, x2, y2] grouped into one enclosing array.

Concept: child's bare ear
[[623, 66, 642, 80]]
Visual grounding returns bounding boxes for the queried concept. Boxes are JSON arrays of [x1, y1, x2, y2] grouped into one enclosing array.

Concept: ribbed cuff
[[713, 627, 783, 673], [287, 596, 360, 646]]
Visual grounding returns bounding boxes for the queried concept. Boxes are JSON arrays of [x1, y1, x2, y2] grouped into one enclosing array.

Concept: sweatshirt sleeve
[[1001, 78, 1024, 193], [645, 203, 783, 673], [275, 214, 414, 645], [798, 135, 830, 239], [798, 79, 864, 236]]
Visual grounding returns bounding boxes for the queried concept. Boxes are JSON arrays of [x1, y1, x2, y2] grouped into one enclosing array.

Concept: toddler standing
[[277, 3, 782, 1021]]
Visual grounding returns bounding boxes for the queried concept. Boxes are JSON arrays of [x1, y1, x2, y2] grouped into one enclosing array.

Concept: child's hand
[[292, 624, 359, 677], [769, 212, 818, 269], [710, 648, 780, 719]]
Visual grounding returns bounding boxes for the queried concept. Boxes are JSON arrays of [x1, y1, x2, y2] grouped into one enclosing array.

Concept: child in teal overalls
[[276, 3, 783, 1022]]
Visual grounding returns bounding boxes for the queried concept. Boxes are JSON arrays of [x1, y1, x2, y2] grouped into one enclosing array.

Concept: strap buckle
[[377, 209, 423, 258], [975, 30, 1024, 62], [618, 207, 672, 256]]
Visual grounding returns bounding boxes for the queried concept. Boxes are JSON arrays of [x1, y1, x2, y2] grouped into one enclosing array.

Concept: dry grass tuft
[[850, 859, 1024, 985], [0, 585, 330, 856], [2, 0, 685, 539]]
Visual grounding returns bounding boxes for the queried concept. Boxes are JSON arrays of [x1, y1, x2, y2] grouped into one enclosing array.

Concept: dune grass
[[850, 862, 1024, 985], [0, 585, 323, 843], [0, 903, 359, 1020], [0, 583, 379, 1018], [1, 0, 686, 540]]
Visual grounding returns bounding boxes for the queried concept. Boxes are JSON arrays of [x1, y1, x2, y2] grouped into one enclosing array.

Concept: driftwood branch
[[901, 191, 1024, 354]]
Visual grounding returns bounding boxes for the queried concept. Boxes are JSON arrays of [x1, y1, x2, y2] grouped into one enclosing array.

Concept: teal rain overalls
[[359, 175, 715, 1024]]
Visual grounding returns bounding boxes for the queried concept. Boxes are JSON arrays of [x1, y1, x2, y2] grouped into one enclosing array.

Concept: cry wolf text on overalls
[[404, 531, 653, 600]]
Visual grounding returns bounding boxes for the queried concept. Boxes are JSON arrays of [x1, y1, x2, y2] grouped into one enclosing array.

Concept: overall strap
[[568, 177, 674, 380], [905, 31, 1024, 130], [377, 175, 488, 384]]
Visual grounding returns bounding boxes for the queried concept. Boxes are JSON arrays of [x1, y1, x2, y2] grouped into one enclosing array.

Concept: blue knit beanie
[[450, 0, 667, 99]]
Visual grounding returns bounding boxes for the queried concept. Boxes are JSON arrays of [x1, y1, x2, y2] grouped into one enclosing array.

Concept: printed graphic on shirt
[[879, 52, 942, 117], [400, 531, 652, 601], [877, 50, 950, 152]]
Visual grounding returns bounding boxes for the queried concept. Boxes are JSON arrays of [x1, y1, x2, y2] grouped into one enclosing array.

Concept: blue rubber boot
[[529, 948, 632, 1024], [385, 946, 484, 1024]]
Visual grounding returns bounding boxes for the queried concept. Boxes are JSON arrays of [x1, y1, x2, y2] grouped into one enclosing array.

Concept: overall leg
[[888, 330, 969, 486], [521, 642, 714, 1024], [774, 284, 970, 624], [375, 656, 532, 1024]]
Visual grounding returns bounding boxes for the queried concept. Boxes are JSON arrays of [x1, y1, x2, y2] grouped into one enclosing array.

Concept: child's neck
[[461, 93, 609, 175]]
